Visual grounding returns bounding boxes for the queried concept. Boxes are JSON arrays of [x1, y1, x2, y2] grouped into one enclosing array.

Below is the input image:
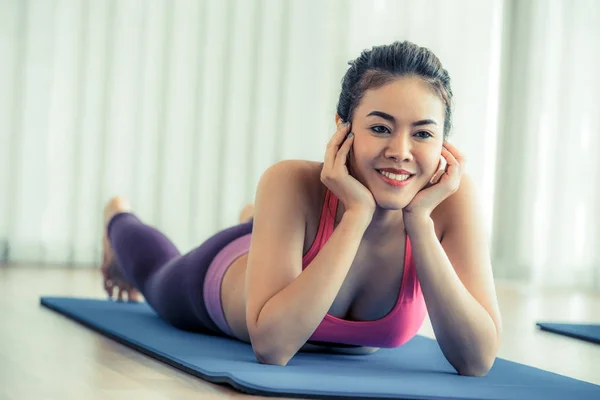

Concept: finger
[[429, 149, 450, 183], [330, 122, 351, 146], [441, 147, 462, 178], [438, 154, 448, 172], [117, 287, 124, 302], [442, 147, 458, 166], [429, 169, 444, 184], [324, 123, 351, 170], [334, 133, 354, 171], [443, 142, 464, 164]]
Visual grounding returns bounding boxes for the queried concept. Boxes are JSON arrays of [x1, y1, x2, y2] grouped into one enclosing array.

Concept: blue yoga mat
[[40, 297, 600, 400], [537, 322, 600, 344]]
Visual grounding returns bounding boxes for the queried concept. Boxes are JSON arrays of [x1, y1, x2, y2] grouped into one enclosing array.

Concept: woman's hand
[[403, 141, 465, 220], [321, 121, 376, 223]]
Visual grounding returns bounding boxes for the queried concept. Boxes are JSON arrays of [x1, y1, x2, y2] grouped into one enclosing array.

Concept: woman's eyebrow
[[412, 118, 438, 127], [367, 110, 396, 123], [367, 110, 438, 127]]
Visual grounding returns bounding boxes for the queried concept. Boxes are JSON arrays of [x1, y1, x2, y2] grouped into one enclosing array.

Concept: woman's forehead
[[356, 77, 445, 121]]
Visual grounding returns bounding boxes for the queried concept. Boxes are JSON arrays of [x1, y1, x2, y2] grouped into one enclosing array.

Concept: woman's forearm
[[405, 216, 499, 376], [254, 211, 370, 365]]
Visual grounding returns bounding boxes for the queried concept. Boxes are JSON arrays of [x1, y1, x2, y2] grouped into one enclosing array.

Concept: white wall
[[0, 0, 503, 266]]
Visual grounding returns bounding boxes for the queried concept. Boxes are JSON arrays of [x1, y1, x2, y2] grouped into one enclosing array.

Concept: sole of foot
[[239, 203, 254, 224]]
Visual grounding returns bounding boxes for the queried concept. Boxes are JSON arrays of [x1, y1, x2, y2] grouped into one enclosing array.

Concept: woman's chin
[[372, 194, 411, 211]]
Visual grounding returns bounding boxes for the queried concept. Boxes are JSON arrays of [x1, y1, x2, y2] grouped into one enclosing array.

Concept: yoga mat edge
[[536, 322, 600, 345], [40, 298, 274, 398], [40, 297, 408, 400], [40, 296, 600, 400]]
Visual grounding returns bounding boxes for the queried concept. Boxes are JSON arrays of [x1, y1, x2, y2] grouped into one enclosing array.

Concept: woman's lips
[[376, 169, 414, 187]]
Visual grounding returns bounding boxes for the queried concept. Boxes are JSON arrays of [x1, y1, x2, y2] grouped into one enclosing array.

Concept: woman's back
[[220, 159, 323, 343]]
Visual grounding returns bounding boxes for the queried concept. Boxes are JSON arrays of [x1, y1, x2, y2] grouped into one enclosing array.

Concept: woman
[[101, 41, 502, 376]]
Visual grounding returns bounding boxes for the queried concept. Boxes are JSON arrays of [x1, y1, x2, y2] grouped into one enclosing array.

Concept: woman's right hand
[[320, 121, 376, 224]]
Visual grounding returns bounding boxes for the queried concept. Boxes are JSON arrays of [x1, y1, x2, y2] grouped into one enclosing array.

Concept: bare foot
[[239, 203, 254, 224], [101, 197, 142, 302]]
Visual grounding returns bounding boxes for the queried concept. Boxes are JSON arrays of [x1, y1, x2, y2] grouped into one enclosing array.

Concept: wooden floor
[[1, 266, 599, 400]]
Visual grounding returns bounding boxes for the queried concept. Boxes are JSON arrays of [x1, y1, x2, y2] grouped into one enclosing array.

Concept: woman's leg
[[106, 212, 180, 296], [102, 197, 254, 334], [101, 198, 142, 302]]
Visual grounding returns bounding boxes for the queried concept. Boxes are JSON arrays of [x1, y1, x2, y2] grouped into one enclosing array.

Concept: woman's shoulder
[[259, 160, 323, 191], [258, 159, 327, 212], [431, 172, 480, 238], [263, 159, 323, 177]]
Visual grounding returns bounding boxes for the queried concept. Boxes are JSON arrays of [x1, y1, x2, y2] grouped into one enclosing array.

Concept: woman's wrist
[[404, 213, 434, 236], [342, 209, 373, 231]]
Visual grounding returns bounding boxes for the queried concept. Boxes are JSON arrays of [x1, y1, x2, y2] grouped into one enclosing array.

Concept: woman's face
[[346, 76, 446, 210]]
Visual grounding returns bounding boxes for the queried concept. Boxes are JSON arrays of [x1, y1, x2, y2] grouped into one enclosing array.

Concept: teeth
[[378, 170, 411, 181]]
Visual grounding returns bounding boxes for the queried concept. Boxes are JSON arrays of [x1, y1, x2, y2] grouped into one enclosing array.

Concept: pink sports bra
[[302, 189, 427, 348]]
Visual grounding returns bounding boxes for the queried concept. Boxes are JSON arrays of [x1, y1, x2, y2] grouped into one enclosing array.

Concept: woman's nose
[[384, 135, 413, 162]]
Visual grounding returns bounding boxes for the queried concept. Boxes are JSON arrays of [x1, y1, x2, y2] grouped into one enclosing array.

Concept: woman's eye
[[415, 131, 432, 139], [371, 125, 390, 134]]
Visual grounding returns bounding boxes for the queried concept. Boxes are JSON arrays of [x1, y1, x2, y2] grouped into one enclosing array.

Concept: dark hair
[[336, 41, 453, 138]]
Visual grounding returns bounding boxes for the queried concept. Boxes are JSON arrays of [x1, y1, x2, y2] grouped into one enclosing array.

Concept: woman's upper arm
[[437, 174, 503, 337], [244, 160, 309, 337]]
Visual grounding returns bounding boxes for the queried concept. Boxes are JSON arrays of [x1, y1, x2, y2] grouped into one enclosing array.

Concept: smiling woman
[[341, 76, 448, 211], [100, 40, 502, 377]]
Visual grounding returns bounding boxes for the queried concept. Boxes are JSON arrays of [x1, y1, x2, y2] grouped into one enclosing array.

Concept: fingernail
[[430, 172, 439, 184], [347, 132, 354, 138]]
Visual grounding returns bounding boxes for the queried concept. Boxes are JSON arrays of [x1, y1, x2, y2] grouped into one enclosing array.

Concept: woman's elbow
[[249, 332, 294, 366], [457, 328, 501, 377], [252, 345, 293, 366], [457, 354, 496, 377], [255, 352, 291, 366]]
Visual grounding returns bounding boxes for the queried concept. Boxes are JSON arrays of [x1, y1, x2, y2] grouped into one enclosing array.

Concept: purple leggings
[[107, 212, 253, 335]]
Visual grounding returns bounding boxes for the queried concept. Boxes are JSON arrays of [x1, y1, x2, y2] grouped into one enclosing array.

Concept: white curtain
[[491, 0, 600, 289], [0, 0, 504, 267], [5, 0, 599, 291]]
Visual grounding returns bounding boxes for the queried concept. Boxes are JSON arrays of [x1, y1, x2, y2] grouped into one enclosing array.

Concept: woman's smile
[[375, 168, 415, 188]]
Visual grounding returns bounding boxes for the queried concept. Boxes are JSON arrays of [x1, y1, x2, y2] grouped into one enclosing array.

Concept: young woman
[[101, 41, 502, 376]]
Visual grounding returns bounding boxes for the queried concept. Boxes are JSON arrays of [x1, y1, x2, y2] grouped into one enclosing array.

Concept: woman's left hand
[[403, 141, 465, 220]]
